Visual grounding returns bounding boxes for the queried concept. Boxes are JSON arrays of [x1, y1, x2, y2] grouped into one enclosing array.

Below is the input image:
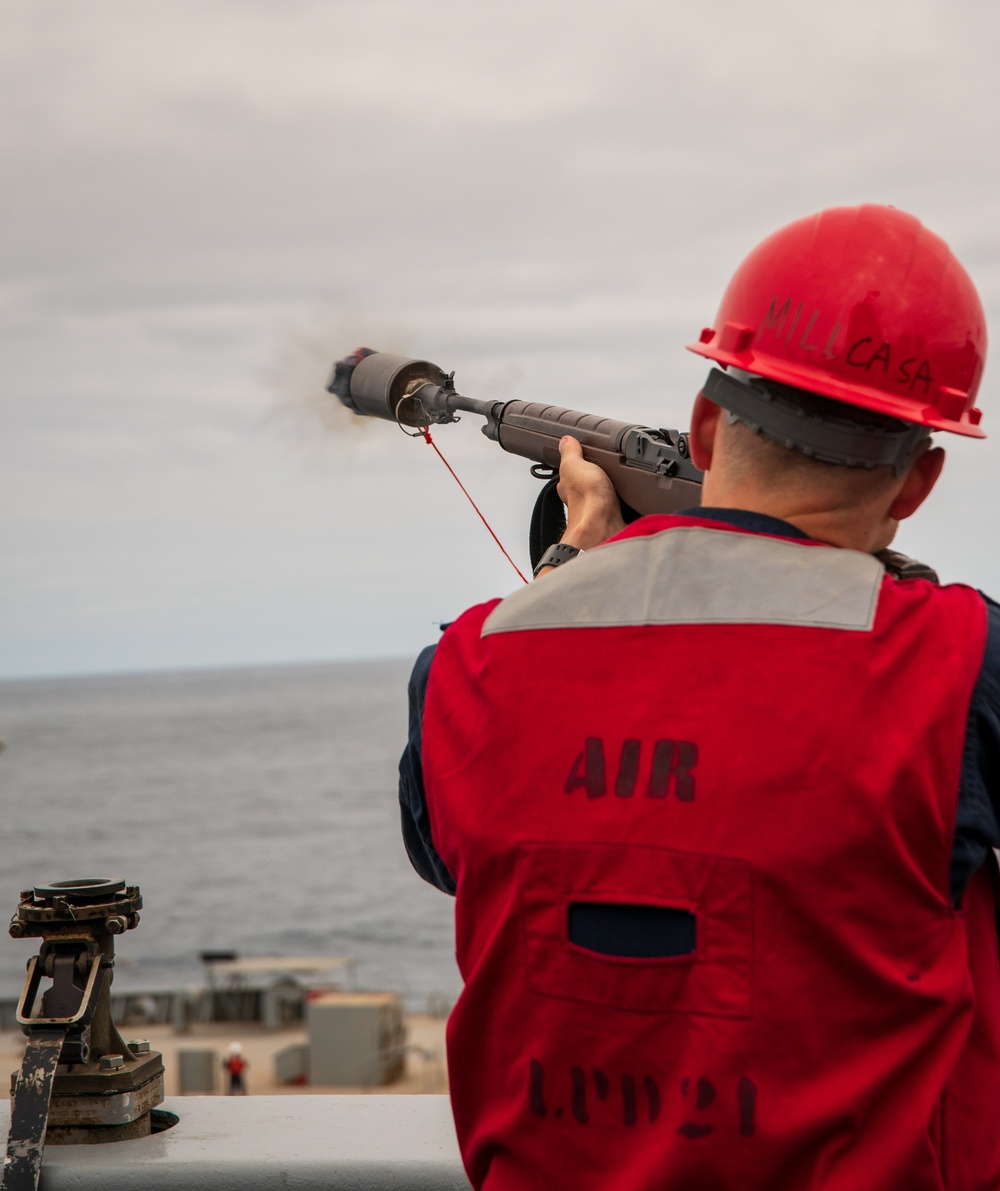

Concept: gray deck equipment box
[[307, 992, 405, 1087]]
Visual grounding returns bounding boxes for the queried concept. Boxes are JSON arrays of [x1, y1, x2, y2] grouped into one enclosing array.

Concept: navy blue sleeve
[[952, 594, 1000, 905], [398, 643, 456, 895]]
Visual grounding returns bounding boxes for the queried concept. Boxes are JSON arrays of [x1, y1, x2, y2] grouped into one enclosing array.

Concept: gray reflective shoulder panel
[[481, 527, 884, 636]]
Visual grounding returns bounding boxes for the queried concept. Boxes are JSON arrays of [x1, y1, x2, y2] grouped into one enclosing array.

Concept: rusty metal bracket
[[3, 879, 163, 1183], [16, 945, 105, 1066], [2, 1029, 65, 1191], [2, 941, 105, 1190]]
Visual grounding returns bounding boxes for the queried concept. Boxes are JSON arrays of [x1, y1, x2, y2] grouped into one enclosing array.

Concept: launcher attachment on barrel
[[328, 349, 704, 570], [2, 879, 165, 1191]]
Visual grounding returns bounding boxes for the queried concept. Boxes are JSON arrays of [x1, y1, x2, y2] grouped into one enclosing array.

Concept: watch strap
[[532, 542, 584, 578]]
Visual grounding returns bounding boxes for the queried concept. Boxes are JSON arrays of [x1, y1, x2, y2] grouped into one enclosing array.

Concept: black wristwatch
[[532, 542, 584, 578]]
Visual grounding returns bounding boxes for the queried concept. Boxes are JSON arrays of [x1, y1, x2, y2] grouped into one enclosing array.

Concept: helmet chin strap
[[705, 369, 930, 478]]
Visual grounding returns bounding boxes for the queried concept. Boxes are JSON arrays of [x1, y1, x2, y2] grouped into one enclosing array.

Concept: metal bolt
[[8, 921, 24, 939], [105, 916, 128, 935], [127, 1040, 150, 1055], [99, 1054, 124, 1071]]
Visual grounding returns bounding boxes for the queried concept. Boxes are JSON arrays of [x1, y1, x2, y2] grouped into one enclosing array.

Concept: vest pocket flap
[[517, 842, 753, 1018]]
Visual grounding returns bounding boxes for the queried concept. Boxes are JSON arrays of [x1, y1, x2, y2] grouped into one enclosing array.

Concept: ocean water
[[0, 660, 460, 1010]]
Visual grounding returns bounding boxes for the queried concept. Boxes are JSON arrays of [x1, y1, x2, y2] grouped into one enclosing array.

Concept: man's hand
[[534, 437, 628, 578], [556, 436, 627, 551]]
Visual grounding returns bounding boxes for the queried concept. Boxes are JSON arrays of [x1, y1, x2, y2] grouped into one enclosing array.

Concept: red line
[[423, 431, 529, 585]]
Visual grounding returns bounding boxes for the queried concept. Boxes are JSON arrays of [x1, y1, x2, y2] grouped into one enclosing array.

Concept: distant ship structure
[[1, 950, 448, 1096]]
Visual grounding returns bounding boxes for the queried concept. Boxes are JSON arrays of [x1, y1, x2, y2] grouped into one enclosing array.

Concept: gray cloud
[[2, 0, 999, 676]]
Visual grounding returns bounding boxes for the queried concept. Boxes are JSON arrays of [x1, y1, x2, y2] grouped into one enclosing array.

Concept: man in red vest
[[400, 205, 1000, 1190]]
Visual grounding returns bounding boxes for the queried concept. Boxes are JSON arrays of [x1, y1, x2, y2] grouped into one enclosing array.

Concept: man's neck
[[685, 508, 810, 540], [697, 486, 895, 554]]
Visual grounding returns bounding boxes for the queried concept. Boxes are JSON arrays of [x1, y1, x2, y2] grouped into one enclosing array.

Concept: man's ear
[[887, 445, 946, 523], [689, 391, 722, 472]]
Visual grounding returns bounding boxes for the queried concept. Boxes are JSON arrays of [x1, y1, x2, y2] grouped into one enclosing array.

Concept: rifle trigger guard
[[530, 464, 558, 481]]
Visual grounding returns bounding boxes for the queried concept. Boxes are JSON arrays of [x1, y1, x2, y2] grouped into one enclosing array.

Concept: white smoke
[[263, 305, 416, 456]]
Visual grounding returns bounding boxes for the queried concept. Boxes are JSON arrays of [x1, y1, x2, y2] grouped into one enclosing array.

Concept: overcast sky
[[3, 0, 1000, 679]]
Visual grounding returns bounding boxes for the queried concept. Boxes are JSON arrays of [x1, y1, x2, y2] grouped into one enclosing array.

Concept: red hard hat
[[687, 205, 987, 437]]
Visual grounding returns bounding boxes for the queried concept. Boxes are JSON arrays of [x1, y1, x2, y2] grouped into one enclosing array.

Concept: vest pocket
[[517, 841, 753, 1017], [567, 901, 697, 958]]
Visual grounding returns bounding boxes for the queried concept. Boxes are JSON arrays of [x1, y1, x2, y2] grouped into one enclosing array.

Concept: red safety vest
[[422, 515, 1000, 1191]]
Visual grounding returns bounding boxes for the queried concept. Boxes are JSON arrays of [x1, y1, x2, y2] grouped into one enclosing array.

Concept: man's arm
[[398, 643, 457, 894], [399, 438, 619, 883], [953, 596, 1000, 904]]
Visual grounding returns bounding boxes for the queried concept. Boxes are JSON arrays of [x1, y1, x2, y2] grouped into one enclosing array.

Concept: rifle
[[327, 349, 704, 572]]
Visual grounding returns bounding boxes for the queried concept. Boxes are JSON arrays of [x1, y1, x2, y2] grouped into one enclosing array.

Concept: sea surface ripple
[[0, 660, 460, 1009]]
